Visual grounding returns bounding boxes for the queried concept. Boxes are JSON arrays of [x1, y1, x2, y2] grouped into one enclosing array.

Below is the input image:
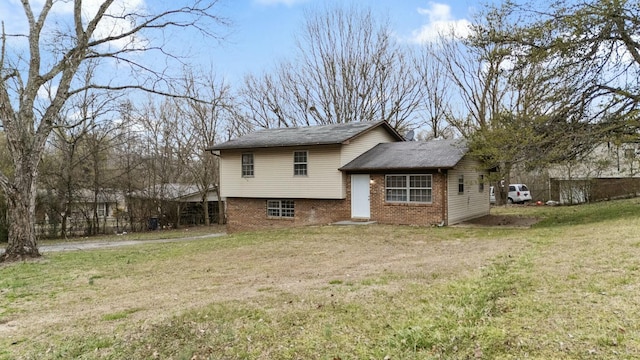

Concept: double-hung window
[[479, 174, 485, 192], [267, 200, 295, 218], [293, 151, 308, 176], [97, 203, 107, 218], [385, 175, 432, 203], [458, 175, 465, 194], [242, 153, 254, 177]]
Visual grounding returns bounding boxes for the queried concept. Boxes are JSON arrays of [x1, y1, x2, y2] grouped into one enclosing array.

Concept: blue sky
[[0, 0, 498, 87], [204, 0, 490, 83]]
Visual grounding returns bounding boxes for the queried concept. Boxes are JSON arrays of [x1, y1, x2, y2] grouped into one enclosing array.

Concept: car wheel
[[507, 198, 513, 204]]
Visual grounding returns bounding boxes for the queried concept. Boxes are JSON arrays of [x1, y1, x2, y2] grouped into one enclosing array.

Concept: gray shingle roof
[[340, 139, 468, 171], [131, 184, 216, 201], [208, 121, 402, 150]]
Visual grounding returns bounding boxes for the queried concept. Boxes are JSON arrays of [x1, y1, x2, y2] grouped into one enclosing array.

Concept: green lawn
[[1, 199, 640, 359]]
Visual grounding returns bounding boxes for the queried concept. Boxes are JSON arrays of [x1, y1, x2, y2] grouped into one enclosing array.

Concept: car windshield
[[520, 185, 529, 191]]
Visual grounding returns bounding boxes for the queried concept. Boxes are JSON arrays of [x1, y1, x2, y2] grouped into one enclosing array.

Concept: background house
[[548, 142, 640, 204], [37, 188, 126, 237], [210, 121, 489, 232], [129, 184, 224, 230], [36, 184, 224, 237]]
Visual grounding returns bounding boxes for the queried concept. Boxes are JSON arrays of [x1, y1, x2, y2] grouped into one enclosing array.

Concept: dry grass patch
[[494, 216, 640, 358], [3, 199, 640, 359], [1, 224, 527, 359]]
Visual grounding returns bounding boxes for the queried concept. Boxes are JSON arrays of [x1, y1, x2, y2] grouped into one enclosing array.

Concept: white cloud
[[410, 2, 472, 43], [82, 0, 148, 50], [37, 82, 57, 101], [0, 0, 148, 50]]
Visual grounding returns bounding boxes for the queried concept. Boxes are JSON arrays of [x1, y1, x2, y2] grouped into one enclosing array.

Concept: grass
[[1, 198, 640, 359]]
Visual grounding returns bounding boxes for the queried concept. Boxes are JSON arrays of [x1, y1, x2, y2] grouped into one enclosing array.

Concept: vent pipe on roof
[[405, 129, 415, 141]]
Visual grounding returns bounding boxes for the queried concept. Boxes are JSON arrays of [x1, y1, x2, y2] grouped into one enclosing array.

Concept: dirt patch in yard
[[458, 215, 540, 228]]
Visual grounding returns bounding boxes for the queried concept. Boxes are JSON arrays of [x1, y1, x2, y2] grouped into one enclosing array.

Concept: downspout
[[441, 169, 447, 226]]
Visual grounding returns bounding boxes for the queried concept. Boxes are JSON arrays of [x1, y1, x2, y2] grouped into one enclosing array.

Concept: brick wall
[[228, 172, 450, 232], [226, 197, 349, 232], [346, 173, 447, 226]]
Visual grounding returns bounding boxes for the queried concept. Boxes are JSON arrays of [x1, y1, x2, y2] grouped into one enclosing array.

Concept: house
[[547, 142, 640, 204], [37, 188, 127, 237], [36, 184, 225, 237], [208, 121, 489, 232], [129, 183, 224, 229]]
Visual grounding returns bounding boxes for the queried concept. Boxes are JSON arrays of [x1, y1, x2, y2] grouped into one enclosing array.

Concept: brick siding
[[228, 172, 450, 232], [347, 173, 447, 226], [226, 197, 349, 232]]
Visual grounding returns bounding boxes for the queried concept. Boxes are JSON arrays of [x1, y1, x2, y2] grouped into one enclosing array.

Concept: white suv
[[490, 184, 532, 204], [508, 184, 532, 204]]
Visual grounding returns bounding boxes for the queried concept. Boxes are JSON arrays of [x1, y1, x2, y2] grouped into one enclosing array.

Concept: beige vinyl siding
[[340, 126, 399, 166], [219, 145, 345, 199], [446, 157, 490, 224], [336, 126, 399, 198]]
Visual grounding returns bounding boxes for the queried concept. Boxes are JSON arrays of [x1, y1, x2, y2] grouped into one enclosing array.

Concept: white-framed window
[[97, 203, 106, 218], [293, 151, 308, 176], [385, 174, 432, 203], [267, 200, 295, 218], [458, 175, 464, 194], [479, 174, 485, 192], [242, 153, 254, 177]]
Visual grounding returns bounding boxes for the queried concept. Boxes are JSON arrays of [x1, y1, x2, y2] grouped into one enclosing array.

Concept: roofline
[[339, 120, 404, 144], [208, 141, 343, 152], [339, 165, 457, 172], [205, 120, 404, 152]]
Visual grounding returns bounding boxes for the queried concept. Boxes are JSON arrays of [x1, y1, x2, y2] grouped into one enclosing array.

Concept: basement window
[[267, 200, 295, 218]]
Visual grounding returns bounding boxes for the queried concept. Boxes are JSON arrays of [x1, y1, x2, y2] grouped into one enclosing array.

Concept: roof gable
[[208, 121, 403, 151], [340, 139, 468, 171]]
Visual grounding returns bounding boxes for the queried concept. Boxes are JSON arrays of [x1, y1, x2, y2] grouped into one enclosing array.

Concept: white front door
[[351, 174, 370, 219]]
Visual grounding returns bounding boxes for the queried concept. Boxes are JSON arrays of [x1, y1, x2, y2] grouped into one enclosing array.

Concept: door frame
[[350, 174, 371, 219]]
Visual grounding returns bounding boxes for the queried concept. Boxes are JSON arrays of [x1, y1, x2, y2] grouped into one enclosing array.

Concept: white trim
[[384, 174, 433, 204]]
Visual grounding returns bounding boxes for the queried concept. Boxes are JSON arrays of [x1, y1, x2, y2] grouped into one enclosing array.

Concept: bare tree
[[414, 48, 455, 139], [110, 100, 146, 232], [0, 0, 227, 261], [174, 69, 235, 225], [135, 98, 184, 228], [424, 30, 513, 137], [463, 2, 622, 186], [239, 4, 421, 132], [39, 62, 123, 238]]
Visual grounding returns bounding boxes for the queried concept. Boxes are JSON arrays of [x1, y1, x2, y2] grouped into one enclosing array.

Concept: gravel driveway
[[0, 233, 227, 255]]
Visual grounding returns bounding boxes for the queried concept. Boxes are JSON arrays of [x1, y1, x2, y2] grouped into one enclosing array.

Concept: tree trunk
[[2, 172, 41, 261], [216, 186, 225, 225], [61, 212, 68, 239], [202, 193, 210, 226], [175, 203, 181, 229]]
